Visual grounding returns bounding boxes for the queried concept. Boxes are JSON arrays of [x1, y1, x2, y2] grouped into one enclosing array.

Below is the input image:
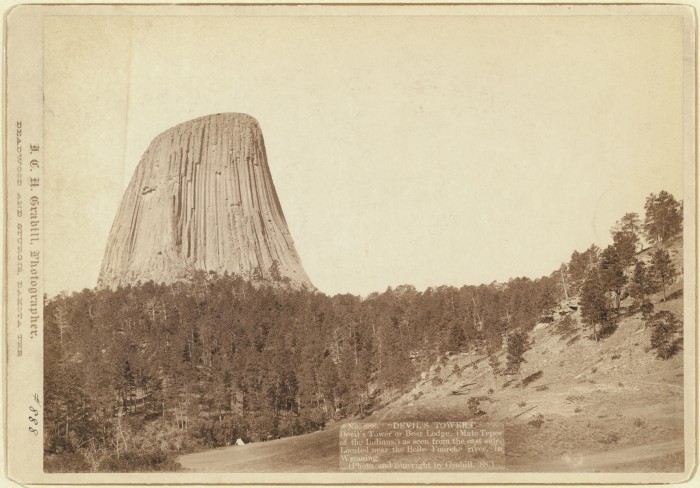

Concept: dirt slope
[[179, 237, 687, 473], [179, 426, 341, 472]]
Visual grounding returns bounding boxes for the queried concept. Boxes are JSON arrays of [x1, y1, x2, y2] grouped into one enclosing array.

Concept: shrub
[[506, 332, 529, 374], [467, 397, 486, 417], [488, 355, 500, 374], [528, 414, 545, 428], [648, 311, 682, 359], [597, 432, 620, 444], [556, 315, 578, 339], [522, 370, 543, 387], [641, 301, 655, 320]]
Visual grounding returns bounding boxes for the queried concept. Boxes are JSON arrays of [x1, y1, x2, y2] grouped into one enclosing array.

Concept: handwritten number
[[28, 403, 40, 436]]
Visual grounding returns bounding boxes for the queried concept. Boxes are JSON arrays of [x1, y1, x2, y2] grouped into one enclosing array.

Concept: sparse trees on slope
[[46, 188, 683, 470]]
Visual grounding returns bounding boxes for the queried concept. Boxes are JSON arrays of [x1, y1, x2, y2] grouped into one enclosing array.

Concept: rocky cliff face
[[98, 113, 314, 290]]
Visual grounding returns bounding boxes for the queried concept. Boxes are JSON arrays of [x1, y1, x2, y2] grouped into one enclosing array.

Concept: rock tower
[[98, 113, 314, 290]]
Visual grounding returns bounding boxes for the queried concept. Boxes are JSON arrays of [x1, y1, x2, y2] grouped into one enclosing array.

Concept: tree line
[[575, 191, 682, 341], [43, 190, 683, 471]]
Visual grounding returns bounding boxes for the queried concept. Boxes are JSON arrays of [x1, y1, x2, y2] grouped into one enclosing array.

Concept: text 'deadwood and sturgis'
[[14, 120, 42, 356]]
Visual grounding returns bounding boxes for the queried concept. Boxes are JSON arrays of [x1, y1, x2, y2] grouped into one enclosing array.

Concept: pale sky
[[44, 11, 687, 297]]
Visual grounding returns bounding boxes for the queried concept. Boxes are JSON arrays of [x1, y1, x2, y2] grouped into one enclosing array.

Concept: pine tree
[[568, 244, 600, 294], [506, 331, 528, 379], [446, 322, 467, 352], [611, 230, 638, 269], [612, 212, 642, 250], [650, 248, 677, 301], [644, 191, 682, 245], [629, 260, 656, 314], [599, 245, 627, 314], [580, 268, 612, 341]]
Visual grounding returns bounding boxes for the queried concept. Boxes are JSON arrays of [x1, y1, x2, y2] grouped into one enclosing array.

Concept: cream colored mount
[[98, 113, 314, 290]]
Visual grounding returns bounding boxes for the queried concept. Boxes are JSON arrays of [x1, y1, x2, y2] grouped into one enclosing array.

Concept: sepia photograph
[[3, 2, 696, 485]]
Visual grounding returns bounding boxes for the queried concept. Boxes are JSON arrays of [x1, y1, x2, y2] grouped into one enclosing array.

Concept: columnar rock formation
[[98, 113, 314, 290]]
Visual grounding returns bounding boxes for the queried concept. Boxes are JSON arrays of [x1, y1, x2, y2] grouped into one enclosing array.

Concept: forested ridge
[[44, 190, 684, 471]]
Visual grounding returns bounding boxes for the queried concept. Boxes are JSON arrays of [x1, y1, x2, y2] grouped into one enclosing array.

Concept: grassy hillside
[[47, 191, 687, 473], [363, 235, 686, 472], [179, 236, 686, 473]]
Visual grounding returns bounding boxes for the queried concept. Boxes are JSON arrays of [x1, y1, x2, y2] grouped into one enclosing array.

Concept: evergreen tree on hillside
[[647, 311, 682, 359], [568, 244, 600, 294], [612, 212, 642, 251], [611, 230, 638, 270], [446, 322, 468, 352], [580, 268, 612, 341], [650, 248, 677, 302], [629, 260, 655, 314], [506, 331, 528, 385], [599, 245, 627, 314], [557, 264, 571, 301], [644, 191, 682, 245]]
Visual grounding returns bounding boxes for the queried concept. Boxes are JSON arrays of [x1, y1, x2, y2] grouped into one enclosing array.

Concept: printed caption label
[[339, 421, 504, 471]]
